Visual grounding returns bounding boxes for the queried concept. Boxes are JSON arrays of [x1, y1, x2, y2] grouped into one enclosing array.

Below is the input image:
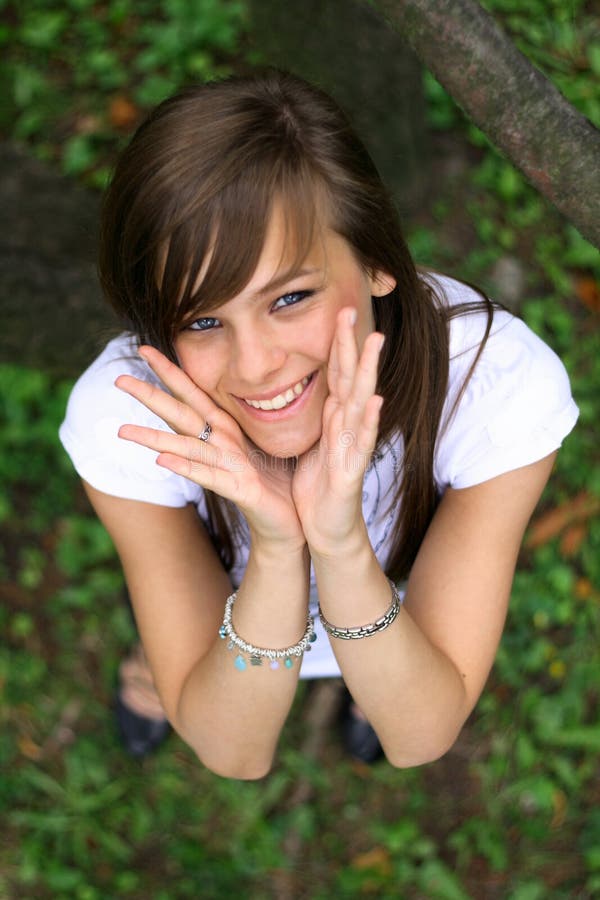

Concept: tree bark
[[371, 0, 600, 248]]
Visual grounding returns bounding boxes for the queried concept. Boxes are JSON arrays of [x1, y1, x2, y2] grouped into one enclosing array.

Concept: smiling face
[[173, 207, 395, 458]]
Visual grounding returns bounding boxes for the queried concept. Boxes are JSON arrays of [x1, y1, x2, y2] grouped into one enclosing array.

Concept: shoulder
[[425, 274, 579, 490], [59, 334, 204, 508]]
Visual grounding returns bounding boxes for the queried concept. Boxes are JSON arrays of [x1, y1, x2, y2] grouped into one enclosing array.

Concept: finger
[[342, 331, 385, 434], [334, 307, 359, 404], [115, 370, 216, 438], [355, 394, 384, 455], [156, 452, 247, 502], [321, 395, 344, 454], [327, 324, 341, 398], [137, 345, 212, 414], [118, 423, 223, 464]]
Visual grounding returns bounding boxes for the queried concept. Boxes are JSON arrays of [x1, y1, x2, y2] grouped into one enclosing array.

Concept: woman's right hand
[[115, 345, 305, 549]]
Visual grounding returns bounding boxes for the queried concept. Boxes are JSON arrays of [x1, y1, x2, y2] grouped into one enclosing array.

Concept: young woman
[[60, 70, 578, 778]]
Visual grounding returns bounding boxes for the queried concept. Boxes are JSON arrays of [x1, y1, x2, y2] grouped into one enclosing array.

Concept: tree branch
[[371, 0, 600, 248]]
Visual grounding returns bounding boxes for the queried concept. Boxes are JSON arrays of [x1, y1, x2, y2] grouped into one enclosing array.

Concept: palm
[[115, 346, 303, 544], [228, 433, 303, 539]]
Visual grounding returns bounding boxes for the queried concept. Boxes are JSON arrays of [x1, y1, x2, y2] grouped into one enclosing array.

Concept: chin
[[256, 432, 321, 461]]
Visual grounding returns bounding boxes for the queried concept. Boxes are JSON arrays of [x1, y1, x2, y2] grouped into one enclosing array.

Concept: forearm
[[312, 534, 470, 768], [175, 542, 311, 779]]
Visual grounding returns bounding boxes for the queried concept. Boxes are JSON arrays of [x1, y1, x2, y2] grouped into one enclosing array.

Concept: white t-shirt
[[59, 275, 579, 678]]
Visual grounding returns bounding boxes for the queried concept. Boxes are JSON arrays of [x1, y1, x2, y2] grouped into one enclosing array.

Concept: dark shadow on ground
[[0, 143, 115, 377]]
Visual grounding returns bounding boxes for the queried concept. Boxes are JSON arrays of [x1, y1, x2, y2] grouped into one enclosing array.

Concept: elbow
[[384, 689, 472, 769], [383, 725, 463, 770], [173, 703, 275, 780], [193, 747, 274, 781]]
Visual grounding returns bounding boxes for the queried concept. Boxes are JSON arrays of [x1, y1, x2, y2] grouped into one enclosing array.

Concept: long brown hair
[[99, 70, 492, 581]]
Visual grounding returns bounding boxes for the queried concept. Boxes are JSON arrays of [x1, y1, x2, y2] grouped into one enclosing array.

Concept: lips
[[242, 375, 312, 411]]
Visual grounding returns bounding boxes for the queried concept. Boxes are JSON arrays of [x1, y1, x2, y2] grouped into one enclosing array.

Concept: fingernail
[[378, 334, 386, 352], [348, 308, 357, 326]]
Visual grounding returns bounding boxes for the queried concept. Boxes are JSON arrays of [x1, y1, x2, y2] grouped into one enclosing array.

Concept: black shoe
[[114, 693, 171, 758], [341, 697, 384, 764]]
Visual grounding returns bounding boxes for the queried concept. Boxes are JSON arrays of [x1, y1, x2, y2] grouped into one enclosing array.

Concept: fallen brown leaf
[[351, 846, 392, 875], [551, 788, 568, 829], [525, 491, 600, 549], [574, 276, 600, 314], [575, 577, 594, 599], [559, 521, 588, 557], [108, 95, 139, 131], [18, 735, 42, 761]]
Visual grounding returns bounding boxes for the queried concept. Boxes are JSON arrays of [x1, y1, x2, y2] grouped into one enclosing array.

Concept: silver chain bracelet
[[318, 579, 403, 640], [219, 590, 317, 671]]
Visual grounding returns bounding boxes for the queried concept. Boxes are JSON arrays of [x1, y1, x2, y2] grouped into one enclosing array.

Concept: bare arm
[[84, 484, 310, 779], [310, 452, 556, 767]]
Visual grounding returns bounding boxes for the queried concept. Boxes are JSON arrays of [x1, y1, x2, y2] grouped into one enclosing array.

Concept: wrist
[[249, 530, 308, 566], [307, 521, 370, 566], [250, 540, 309, 573], [312, 549, 394, 633]]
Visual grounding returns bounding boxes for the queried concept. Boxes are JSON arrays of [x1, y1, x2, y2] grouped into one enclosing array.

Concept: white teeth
[[244, 376, 310, 411]]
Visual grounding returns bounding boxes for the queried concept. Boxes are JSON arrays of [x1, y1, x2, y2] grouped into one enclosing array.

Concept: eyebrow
[[186, 266, 324, 320], [254, 266, 323, 298]]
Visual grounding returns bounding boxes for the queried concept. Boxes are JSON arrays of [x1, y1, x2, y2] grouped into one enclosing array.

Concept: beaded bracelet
[[318, 579, 403, 640], [218, 591, 317, 671]]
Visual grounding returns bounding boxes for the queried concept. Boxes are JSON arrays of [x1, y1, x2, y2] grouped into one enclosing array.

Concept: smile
[[243, 376, 311, 411]]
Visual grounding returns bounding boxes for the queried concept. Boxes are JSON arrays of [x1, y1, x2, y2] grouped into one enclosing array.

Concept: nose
[[229, 324, 287, 387]]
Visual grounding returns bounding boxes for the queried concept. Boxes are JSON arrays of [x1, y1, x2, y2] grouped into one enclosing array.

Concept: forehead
[[250, 203, 327, 281]]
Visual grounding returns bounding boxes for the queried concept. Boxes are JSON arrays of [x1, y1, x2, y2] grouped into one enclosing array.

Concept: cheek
[[335, 278, 376, 345], [174, 340, 220, 393]]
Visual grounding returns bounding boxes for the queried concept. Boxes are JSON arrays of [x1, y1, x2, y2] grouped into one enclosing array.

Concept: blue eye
[[188, 316, 220, 332], [272, 290, 312, 311]]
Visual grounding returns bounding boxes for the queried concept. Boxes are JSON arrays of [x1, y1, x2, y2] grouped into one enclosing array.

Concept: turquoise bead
[[234, 655, 247, 671], [284, 658, 293, 669], [219, 626, 226, 639]]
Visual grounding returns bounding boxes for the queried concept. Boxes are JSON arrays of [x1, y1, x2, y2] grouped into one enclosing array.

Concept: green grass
[[0, 0, 248, 187], [2, 0, 599, 897]]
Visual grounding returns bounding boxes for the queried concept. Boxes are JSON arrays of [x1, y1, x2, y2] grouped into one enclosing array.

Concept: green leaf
[[418, 859, 471, 900], [563, 226, 600, 270], [20, 11, 70, 50], [62, 134, 98, 176], [544, 727, 600, 752], [588, 43, 600, 77]]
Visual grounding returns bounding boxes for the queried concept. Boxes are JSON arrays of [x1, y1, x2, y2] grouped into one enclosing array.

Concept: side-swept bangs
[[169, 159, 327, 337]]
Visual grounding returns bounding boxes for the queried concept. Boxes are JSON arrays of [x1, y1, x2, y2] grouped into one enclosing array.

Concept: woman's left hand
[[292, 307, 385, 554]]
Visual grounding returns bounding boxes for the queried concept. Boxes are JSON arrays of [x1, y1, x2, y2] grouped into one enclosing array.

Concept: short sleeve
[[435, 311, 579, 491], [59, 334, 204, 508]]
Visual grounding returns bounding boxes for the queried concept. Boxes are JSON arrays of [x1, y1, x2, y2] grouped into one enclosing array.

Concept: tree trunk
[[248, 0, 428, 214], [372, 0, 600, 248]]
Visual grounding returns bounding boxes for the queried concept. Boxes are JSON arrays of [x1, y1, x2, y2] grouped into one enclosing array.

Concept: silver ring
[[198, 422, 212, 442]]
